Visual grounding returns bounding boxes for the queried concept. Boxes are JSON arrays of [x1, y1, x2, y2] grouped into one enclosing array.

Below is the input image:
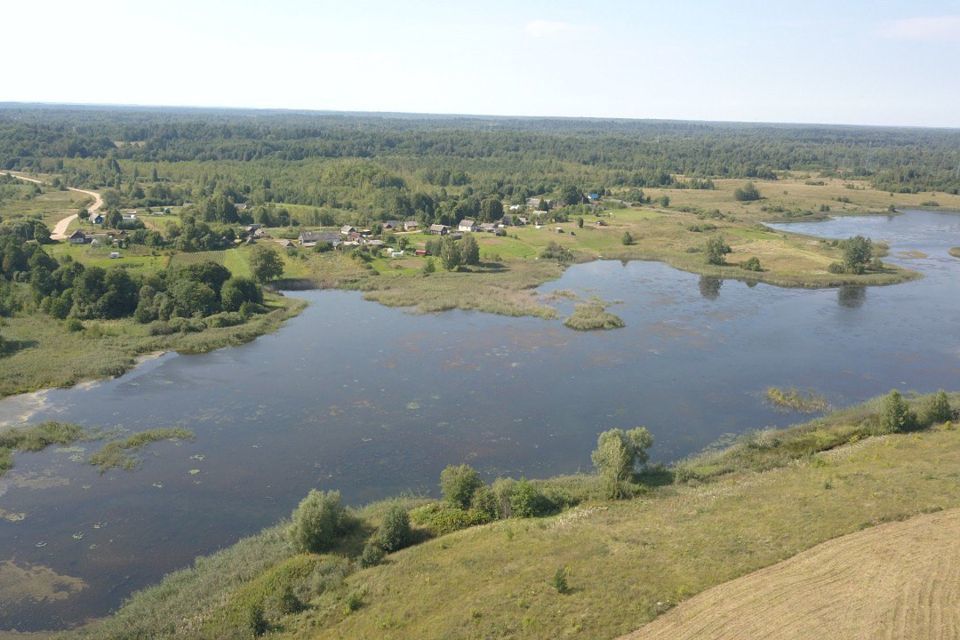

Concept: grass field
[[625, 507, 960, 640], [0, 187, 88, 229], [61, 393, 960, 640]]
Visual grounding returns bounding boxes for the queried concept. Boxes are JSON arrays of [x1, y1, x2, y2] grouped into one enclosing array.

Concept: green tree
[[841, 236, 873, 274], [480, 197, 504, 222], [922, 390, 952, 425], [289, 489, 350, 553], [734, 182, 761, 201], [658, 195, 670, 207], [561, 185, 583, 206], [621, 231, 634, 245], [704, 236, 731, 265], [577, 217, 584, 229], [880, 390, 917, 433], [221, 276, 263, 312], [591, 427, 654, 499], [440, 236, 461, 271], [440, 464, 483, 509], [376, 505, 412, 552], [509, 479, 552, 517], [250, 245, 284, 283], [461, 234, 480, 265], [421, 257, 436, 275]]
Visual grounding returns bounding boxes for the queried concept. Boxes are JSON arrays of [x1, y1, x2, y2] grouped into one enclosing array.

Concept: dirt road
[[4, 171, 104, 240]]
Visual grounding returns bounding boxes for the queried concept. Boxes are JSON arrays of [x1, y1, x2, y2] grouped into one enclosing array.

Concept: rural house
[[68, 230, 89, 244], [403, 220, 419, 231], [428, 224, 450, 235], [458, 219, 478, 232]]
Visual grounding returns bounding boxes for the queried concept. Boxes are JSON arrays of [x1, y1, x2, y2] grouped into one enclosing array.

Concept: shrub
[[289, 490, 350, 553], [880, 390, 917, 433], [204, 311, 245, 328], [344, 590, 364, 613], [359, 541, 385, 568], [734, 182, 761, 201], [376, 505, 412, 552], [421, 257, 436, 275], [491, 477, 517, 518], [509, 479, 553, 517], [408, 502, 489, 536], [274, 584, 301, 615], [470, 485, 500, 520], [247, 603, 268, 637], [440, 464, 483, 509], [540, 241, 574, 264], [552, 566, 570, 594], [221, 276, 263, 312], [921, 390, 952, 426], [827, 262, 846, 274], [704, 236, 731, 265], [65, 318, 84, 332], [592, 427, 654, 499], [742, 257, 762, 272], [621, 231, 634, 245], [239, 301, 269, 317]]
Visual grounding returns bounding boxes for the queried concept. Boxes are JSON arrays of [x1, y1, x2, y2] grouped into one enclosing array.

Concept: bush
[[204, 311, 245, 328], [921, 390, 952, 425], [509, 479, 553, 517], [409, 502, 489, 536], [221, 276, 263, 312], [376, 505, 412, 552], [880, 390, 917, 433], [742, 257, 762, 272], [734, 182, 761, 201], [621, 231, 634, 245], [540, 241, 574, 264], [359, 541, 385, 568], [289, 490, 351, 553], [240, 301, 269, 317], [147, 320, 176, 336], [704, 236, 731, 266], [440, 464, 483, 509], [65, 318, 84, 332], [552, 566, 570, 594], [827, 262, 846, 274], [592, 427, 654, 499], [470, 485, 500, 520], [247, 603, 268, 637]]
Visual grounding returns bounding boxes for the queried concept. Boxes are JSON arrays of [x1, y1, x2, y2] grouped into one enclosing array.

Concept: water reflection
[[698, 275, 722, 300], [837, 285, 867, 309]]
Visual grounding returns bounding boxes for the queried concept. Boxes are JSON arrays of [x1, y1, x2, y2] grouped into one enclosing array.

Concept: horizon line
[[1, 100, 958, 132]]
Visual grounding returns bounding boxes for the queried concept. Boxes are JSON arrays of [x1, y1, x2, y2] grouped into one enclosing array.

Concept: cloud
[[524, 19, 597, 39], [879, 15, 960, 41]]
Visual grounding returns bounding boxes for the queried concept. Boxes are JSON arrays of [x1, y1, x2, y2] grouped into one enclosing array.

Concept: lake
[[1, 210, 959, 630]]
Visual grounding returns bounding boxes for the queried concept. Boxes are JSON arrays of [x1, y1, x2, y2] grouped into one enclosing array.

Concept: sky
[[4, 0, 960, 127]]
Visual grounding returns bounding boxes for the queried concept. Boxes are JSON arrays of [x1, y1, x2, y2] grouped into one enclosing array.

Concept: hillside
[[59, 392, 960, 640], [624, 507, 960, 640]]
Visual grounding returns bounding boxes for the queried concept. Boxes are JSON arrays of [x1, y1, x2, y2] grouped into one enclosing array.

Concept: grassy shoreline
[[56, 390, 960, 639], [0, 296, 305, 400]]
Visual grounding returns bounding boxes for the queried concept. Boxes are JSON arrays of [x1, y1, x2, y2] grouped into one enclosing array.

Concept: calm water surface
[[1, 210, 959, 630]]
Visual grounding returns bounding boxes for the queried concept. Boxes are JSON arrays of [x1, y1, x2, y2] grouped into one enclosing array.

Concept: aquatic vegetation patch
[[0, 560, 86, 605], [563, 303, 625, 331], [89, 428, 195, 472], [0, 422, 85, 478], [765, 387, 830, 413]]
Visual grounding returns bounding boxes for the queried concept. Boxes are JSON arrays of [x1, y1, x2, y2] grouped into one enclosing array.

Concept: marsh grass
[[0, 422, 84, 477], [88, 428, 194, 471], [563, 302, 625, 331], [765, 387, 830, 413]]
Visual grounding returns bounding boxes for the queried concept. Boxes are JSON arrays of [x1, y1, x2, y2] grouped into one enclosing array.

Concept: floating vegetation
[[152, 482, 164, 489], [188, 469, 200, 475], [89, 428, 194, 472], [190, 454, 206, 461], [72, 532, 84, 541], [765, 387, 830, 413], [563, 303, 626, 331], [0, 422, 85, 478], [406, 401, 421, 410]]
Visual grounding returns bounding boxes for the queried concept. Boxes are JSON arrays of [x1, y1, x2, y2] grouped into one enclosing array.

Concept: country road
[[4, 171, 104, 240]]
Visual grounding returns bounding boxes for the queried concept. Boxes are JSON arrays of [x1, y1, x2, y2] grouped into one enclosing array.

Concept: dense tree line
[[1, 106, 956, 198], [0, 234, 262, 323]]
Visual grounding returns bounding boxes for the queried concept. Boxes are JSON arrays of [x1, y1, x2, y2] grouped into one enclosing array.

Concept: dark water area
[[1, 210, 959, 630]]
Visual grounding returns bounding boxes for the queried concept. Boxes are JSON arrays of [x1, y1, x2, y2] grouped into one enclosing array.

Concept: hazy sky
[[5, 0, 960, 127]]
